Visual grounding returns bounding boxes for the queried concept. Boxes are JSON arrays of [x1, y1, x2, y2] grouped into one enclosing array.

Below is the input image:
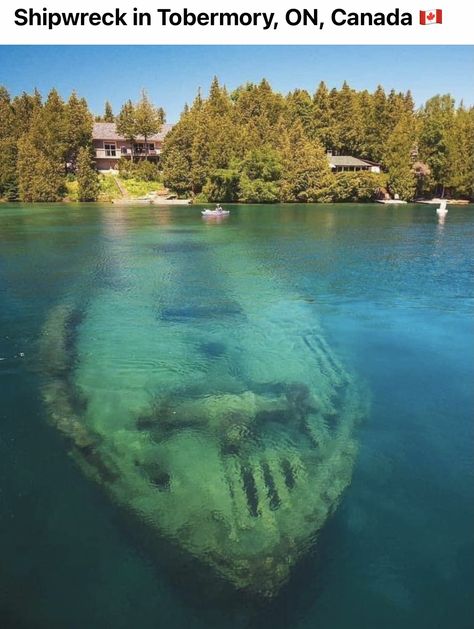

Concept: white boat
[[201, 208, 230, 216], [436, 200, 448, 216]]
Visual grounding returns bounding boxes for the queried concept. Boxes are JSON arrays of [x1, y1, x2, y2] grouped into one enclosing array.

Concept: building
[[327, 152, 381, 173], [92, 122, 174, 171]]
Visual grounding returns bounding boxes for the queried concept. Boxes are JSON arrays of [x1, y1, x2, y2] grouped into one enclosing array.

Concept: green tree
[[16, 89, 68, 200], [418, 94, 455, 196], [312, 81, 333, 148], [330, 171, 386, 202], [238, 147, 282, 203], [203, 167, 240, 202], [134, 90, 164, 158], [331, 82, 364, 155], [0, 87, 18, 199], [76, 146, 99, 201], [162, 148, 192, 196], [445, 105, 474, 198], [383, 113, 417, 200], [116, 99, 137, 161], [281, 123, 332, 202], [17, 135, 65, 202], [104, 100, 115, 122], [29, 89, 67, 165], [65, 91, 93, 171]]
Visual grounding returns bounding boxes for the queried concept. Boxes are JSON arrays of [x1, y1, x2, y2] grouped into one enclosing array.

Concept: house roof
[[92, 122, 174, 142], [327, 155, 378, 168]]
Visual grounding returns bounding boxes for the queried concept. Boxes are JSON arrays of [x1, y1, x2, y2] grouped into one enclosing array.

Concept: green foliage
[[17, 134, 65, 202], [162, 148, 192, 196], [280, 125, 332, 202], [98, 174, 122, 201], [118, 158, 161, 181], [64, 178, 79, 202], [116, 91, 165, 161], [203, 168, 240, 202], [330, 172, 387, 202], [65, 92, 93, 171], [2, 86, 94, 201], [77, 147, 99, 201], [239, 177, 280, 204], [383, 113, 417, 200], [116, 100, 137, 146], [162, 77, 443, 203], [104, 101, 114, 122], [418, 95, 455, 195], [120, 178, 164, 197], [134, 90, 164, 146], [1, 80, 472, 204], [238, 147, 282, 203], [445, 106, 474, 198]]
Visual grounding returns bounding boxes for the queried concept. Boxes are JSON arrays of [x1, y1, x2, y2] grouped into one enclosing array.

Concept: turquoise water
[[0, 203, 473, 628]]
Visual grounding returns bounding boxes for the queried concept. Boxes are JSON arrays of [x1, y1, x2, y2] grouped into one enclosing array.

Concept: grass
[[98, 174, 122, 202], [120, 178, 165, 198], [64, 179, 79, 202]]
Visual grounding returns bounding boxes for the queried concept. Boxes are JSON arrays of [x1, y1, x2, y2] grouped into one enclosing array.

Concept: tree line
[[1, 79, 473, 203], [161, 78, 474, 203]]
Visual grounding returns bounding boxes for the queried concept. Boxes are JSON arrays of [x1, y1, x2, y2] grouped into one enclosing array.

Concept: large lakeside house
[[92, 122, 174, 171]]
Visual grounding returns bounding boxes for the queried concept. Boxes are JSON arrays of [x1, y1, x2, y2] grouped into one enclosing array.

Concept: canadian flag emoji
[[419, 9, 443, 24]]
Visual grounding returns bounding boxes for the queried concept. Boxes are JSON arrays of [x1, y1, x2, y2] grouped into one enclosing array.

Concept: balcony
[[95, 148, 162, 159]]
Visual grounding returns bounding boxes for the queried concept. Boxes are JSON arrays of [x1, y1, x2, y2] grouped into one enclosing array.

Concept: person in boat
[[215, 204, 223, 213]]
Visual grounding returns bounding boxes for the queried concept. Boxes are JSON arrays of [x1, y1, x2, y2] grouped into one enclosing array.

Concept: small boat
[[436, 200, 448, 216], [201, 208, 230, 217]]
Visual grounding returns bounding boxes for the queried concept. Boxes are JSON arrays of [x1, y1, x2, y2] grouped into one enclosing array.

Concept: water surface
[[1, 203, 473, 629]]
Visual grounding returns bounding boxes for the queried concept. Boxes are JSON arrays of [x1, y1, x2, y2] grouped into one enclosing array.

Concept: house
[[92, 122, 174, 171], [327, 152, 381, 173]]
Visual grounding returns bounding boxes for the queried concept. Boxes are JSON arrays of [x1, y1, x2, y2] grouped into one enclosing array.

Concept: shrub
[[118, 158, 161, 181], [330, 171, 387, 202], [203, 169, 240, 202]]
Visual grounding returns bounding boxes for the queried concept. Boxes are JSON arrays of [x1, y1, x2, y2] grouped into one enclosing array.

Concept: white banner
[[0, 0, 473, 45]]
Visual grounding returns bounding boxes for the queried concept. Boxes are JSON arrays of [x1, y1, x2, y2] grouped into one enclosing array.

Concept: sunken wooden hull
[[40, 296, 366, 598]]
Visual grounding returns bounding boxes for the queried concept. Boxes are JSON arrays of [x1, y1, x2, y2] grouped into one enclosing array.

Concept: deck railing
[[95, 148, 162, 159]]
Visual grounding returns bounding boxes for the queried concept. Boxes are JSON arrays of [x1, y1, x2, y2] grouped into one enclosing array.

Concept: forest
[[0, 78, 473, 203]]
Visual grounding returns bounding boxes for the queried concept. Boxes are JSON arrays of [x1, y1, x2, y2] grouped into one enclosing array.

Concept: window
[[133, 143, 155, 154], [104, 143, 116, 157]]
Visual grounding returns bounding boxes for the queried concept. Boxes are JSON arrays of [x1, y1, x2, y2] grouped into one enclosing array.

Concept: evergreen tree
[[312, 81, 333, 148], [76, 146, 99, 201], [281, 123, 332, 202], [445, 105, 474, 198], [134, 90, 164, 157], [286, 89, 314, 137], [331, 82, 364, 155], [11, 89, 42, 136], [116, 100, 137, 161], [419, 95, 455, 196], [162, 148, 192, 195], [365, 85, 387, 162], [17, 135, 65, 202], [239, 147, 282, 203], [104, 101, 115, 122], [383, 113, 417, 200], [0, 87, 18, 199], [65, 91, 93, 171], [29, 89, 67, 164]]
